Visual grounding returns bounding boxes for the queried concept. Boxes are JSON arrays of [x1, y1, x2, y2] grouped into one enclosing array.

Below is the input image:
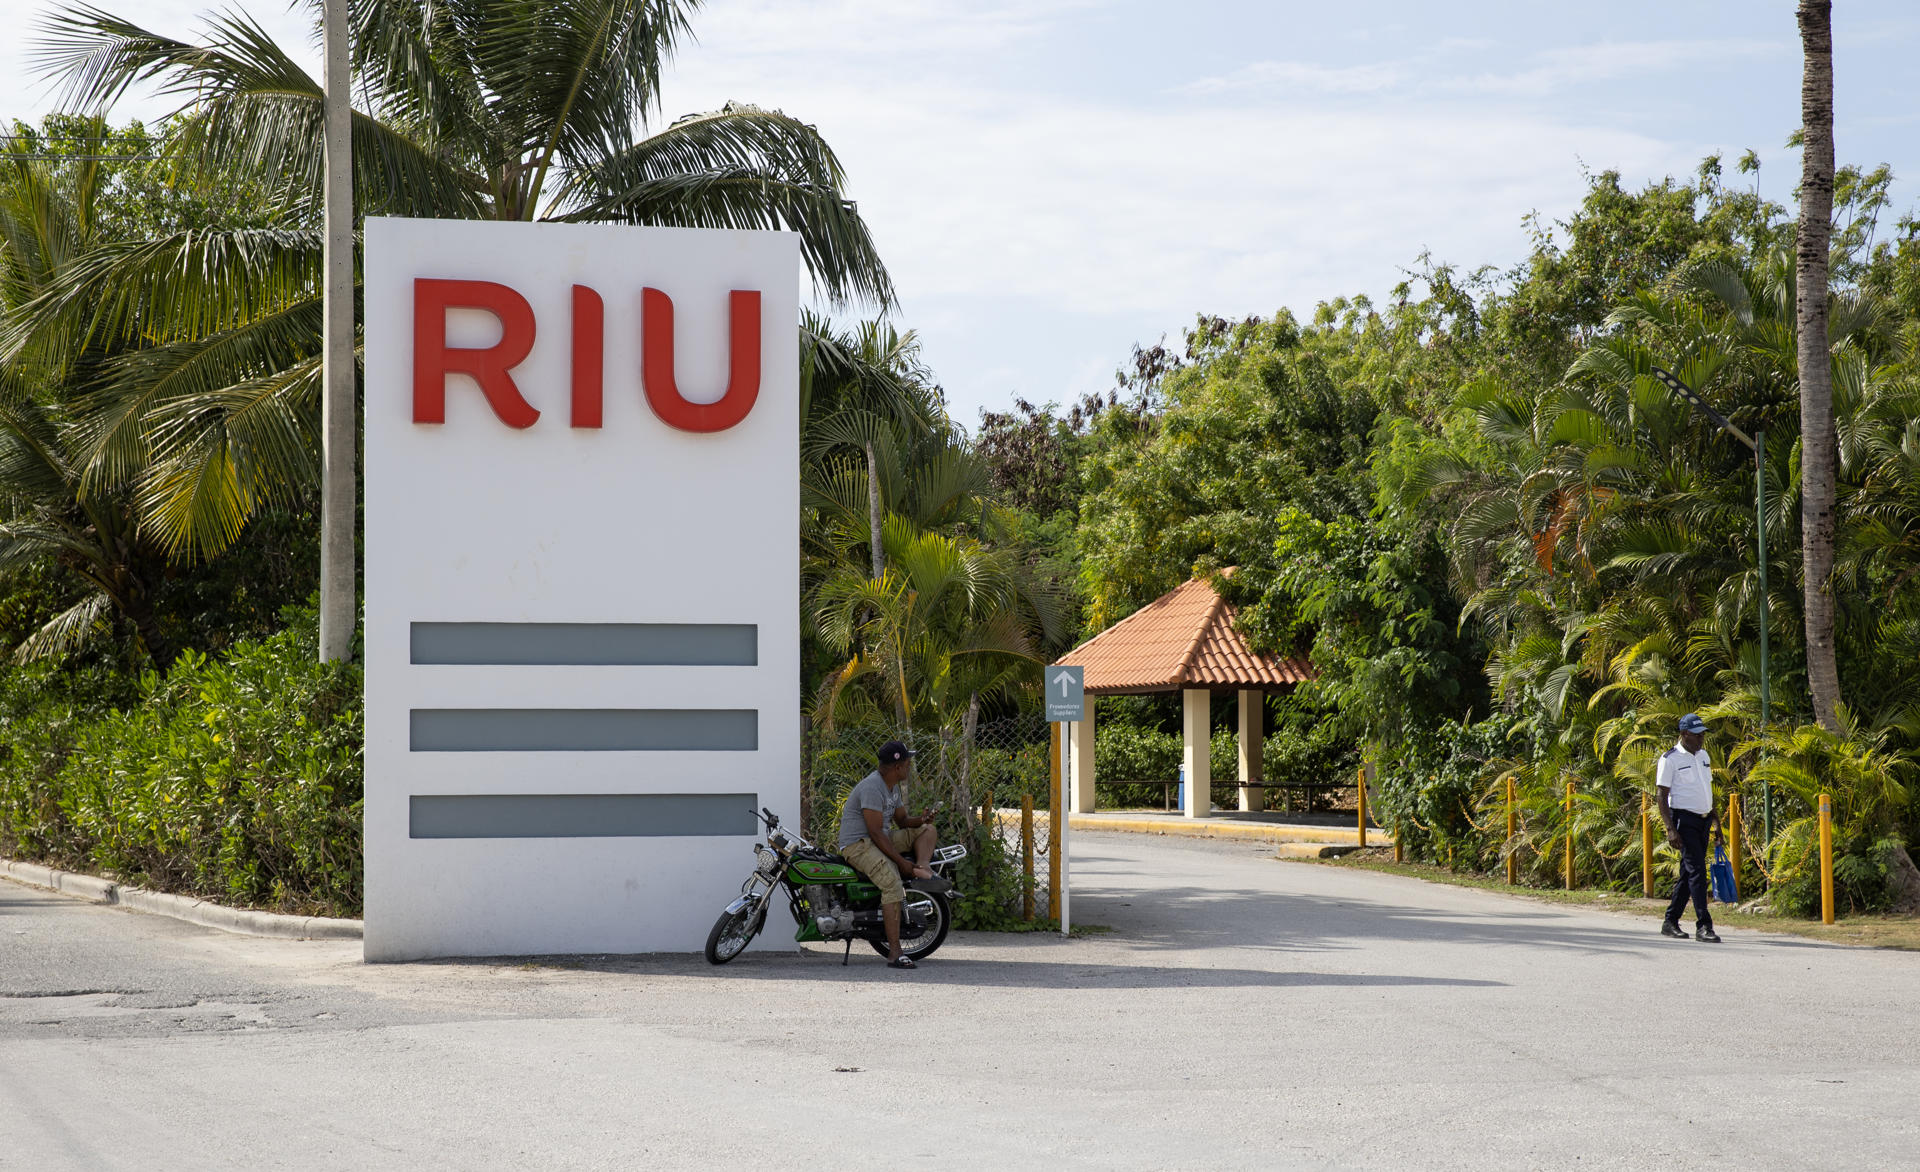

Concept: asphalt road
[[3, 834, 1915, 1171]]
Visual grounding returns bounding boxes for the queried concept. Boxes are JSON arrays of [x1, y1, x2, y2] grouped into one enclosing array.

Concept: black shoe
[[1696, 926, 1721, 943], [1660, 920, 1687, 939]]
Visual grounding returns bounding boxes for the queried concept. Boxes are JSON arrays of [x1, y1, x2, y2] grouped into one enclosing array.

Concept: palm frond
[[556, 104, 893, 307], [14, 590, 111, 662]]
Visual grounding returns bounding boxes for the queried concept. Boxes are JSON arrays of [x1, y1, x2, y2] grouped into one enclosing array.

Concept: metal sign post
[[1047, 667, 1085, 938], [1059, 728, 1071, 935]]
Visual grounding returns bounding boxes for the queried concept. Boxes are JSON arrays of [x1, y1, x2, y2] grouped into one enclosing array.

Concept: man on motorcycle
[[837, 741, 937, 969]]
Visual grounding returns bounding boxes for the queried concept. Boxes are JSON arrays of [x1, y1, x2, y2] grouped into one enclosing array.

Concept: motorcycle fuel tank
[[788, 858, 859, 883]]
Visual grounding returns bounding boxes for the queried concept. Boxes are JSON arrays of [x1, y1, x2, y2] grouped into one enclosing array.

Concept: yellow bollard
[[1727, 792, 1742, 898], [1048, 725, 1062, 923], [1564, 780, 1575, 890], [1394, 825, 1403, 864], [1641, 793, 1654, 898], [982, 790, 993, 834], [1021, 796, 1035, 922], [1819, 793, 1834, 925], [1357, 765, 1368, 849], [1506, 777, 1518, 885]]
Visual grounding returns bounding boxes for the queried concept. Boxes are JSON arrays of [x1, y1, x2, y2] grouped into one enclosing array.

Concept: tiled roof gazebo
[[1052, 572, 1313, 818]]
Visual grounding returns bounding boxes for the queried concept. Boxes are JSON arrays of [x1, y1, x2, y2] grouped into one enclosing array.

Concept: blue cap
[[1678, 713, 1708, 734]]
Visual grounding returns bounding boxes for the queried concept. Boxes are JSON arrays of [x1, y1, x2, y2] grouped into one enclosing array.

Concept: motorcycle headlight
[[755, 845, 779, 875]]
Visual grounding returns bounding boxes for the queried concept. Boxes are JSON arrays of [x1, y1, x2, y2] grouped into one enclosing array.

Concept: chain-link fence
[[803, 713, 1054, 928]]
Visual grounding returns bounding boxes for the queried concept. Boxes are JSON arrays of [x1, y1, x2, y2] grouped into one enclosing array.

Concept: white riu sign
[[363, 218, 799, 961]]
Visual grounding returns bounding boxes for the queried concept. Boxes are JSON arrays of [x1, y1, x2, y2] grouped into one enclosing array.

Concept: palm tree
[[1796, 0, 1842, 730], [809, 518, 1065, 733], [0, 119, 180, 662], [0, 397, 174, 662], [10, 0, 892, 562], [799, 312, 942, 581]]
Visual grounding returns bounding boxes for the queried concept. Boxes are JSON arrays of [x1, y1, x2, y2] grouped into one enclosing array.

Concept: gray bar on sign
[[409, 708, 758, 752], [410, 622, 757, 666], [409, 793, 758, 838]]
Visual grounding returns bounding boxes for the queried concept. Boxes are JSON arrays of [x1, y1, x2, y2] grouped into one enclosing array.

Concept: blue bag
[[1710, 844, 1739, 904]]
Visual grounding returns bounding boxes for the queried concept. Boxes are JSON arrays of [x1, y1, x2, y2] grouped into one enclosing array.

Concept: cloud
[[662, 70, 1680, 321], [0, 0, 1843, 426], [1178, 60, 1405, 97], [648, 12, 1724, 417], [2, 0, 318, 123], [1451, 38, 1785, 97], [1179, 37, 1787, 104], [685, 0, 1095, 59]]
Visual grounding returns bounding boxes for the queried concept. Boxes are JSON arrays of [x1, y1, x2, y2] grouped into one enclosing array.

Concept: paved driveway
[[3, 834, 1915, 1170]]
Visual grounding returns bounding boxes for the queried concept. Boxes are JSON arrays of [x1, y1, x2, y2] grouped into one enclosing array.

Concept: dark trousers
[[1665, 809, 1713, 928]]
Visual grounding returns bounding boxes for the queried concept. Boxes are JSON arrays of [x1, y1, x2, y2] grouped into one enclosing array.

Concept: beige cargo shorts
[[840, 827, 920, 905]]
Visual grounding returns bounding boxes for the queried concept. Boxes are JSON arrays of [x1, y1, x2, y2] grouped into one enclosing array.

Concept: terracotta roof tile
[[1054, 573, 1314, 693]]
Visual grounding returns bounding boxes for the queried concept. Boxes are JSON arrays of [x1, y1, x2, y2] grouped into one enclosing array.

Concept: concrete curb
[[1, 857, 362, 940], [997, 810, 1393, 846]]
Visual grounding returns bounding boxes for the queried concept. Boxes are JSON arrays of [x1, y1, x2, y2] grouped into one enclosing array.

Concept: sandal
[[886, 956, 917, 970]]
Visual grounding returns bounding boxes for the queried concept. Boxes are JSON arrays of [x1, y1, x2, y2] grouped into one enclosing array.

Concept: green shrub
[[1095, 721, 1182, 807], [1374, 717, 1515, 870], [0, 606, 362, 916], [1747, 715, 1914, 915]]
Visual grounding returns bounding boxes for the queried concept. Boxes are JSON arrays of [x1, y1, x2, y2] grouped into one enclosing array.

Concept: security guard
[[1657, 712, 1722, 942]]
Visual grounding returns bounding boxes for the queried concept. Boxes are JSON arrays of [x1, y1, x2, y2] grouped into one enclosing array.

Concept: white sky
[[4, 0, 1918, 426]]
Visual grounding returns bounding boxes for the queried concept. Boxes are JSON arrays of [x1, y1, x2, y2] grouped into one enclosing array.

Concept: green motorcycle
[[704, 806, 966, 965]]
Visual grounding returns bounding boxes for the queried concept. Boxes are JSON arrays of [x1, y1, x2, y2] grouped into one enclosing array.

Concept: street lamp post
[[1651, 366, 1772, 845]]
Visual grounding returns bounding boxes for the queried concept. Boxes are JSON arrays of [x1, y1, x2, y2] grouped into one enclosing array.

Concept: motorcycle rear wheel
[[869, 891, 951, 961], [704, 902, 763, 965]]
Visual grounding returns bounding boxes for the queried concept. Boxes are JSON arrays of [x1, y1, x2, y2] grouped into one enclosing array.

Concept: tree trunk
[[864, 439, 902, 724], [123, 592, 175, 668], [1885, 845, 1920, 916], [954, 692, 979, 826], [1796, 0, 1842, 732], [866, 439, 884, 579]]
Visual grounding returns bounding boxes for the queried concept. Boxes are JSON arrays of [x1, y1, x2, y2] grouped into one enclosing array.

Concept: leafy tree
[[1075, 311, 1375, 630], [1244, 507, 1487, 754], [803, 366, 1066, 730], [974, 394, 1112, 521], [810, 518, 1064, 732]]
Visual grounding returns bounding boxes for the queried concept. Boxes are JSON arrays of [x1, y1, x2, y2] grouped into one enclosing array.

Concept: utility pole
[[319, 0, 356, 662]]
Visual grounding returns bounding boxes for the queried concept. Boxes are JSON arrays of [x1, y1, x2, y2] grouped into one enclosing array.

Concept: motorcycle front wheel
[[869, 891, 951, 961], [704, 900, 764, 965]]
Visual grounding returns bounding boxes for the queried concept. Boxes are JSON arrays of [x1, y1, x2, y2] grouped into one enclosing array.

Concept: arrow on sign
[[1053, 669, 1073, 697]]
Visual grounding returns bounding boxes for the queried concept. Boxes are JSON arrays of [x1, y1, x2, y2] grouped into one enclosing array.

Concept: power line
[[0, 133, 158, 142]]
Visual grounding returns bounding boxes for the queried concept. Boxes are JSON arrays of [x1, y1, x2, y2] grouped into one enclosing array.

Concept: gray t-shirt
[[837, 770, 904, 848]]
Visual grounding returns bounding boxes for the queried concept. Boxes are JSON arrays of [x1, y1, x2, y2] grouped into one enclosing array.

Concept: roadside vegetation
[[1, 2, 1913, 929], [982, 156, 1920, 918]]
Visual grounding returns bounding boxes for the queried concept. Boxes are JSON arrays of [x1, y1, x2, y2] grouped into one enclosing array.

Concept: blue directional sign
[[1046, 665, 1086, 723]]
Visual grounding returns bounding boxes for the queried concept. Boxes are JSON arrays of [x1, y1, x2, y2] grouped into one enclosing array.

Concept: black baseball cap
[[877, 741, 916, 765], [1678, 713, 1708, 734]]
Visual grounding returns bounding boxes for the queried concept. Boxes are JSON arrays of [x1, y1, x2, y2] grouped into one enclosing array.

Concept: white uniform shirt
[[1656, 742, 1713, 815]]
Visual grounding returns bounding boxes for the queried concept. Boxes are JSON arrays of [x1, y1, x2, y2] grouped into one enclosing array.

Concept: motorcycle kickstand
[[842, 938, 853, 966]]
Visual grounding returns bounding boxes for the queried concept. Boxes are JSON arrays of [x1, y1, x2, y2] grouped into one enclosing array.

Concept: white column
[[1237, 689, 1264, 812], [318, 0, 356, 662], [1182, 688, 1210, 819], [1069, 696, 1097, 813]]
